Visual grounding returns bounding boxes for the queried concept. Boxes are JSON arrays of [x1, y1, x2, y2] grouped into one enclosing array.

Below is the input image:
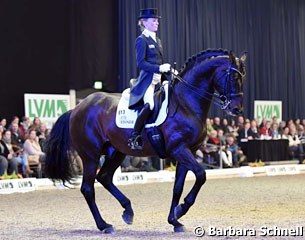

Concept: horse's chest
[[180, 122, 204, 142]]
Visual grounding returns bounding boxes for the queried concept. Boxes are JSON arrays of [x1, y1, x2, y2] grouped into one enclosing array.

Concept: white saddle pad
[[116, 82, 169, 129]]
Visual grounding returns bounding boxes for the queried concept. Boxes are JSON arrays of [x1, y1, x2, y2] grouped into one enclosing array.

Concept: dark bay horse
[[45, 49, 246, 233]]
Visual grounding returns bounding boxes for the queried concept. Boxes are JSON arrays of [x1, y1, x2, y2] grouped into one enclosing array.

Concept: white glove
[[171, 68, 179, 75], [159, 63, 171, 73]]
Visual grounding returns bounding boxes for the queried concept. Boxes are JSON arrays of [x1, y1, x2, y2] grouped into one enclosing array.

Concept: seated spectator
[[195, 149, 204, 164], [2, 129, 32, 176], [10, 122, 25, 148], [259, 120, 272, 139], [199, 144, 219, 168], [121, 155, 140, 172], [271, 122, 280, 139], [227, 119, 238, 137], [19, 116, 31, 139], [205, 118, 214, 137], [213, 117, 223, 131], [0, 117, 7, 131], [70, 151, 83, 175], [29, 117, 41, 132], [259, 118, 267, 130], [237, 121, 252, 143], [278, 120, 286, 135], [122, 155, 157, 172], [287, 126, 304, 163], [295, 118, 301, 130], [271, 116, 278, 125], [248, 120, 260, 139], [207, 130, 232, 167], [195, 148, 218, 169], [23, 129, 46, 164], [135, 156, 157, 172], [226, 134, 246, 167], [37, 123, 49, 151], [0, 131, 20, 179], [298, 125, 305, 144], [221, 118, 230, 134], [217, 129, 226, 145], [286, 119, 294, 129], [281, 127, 290, 139], [8, 116, 20, 130], [210, 118, 214, 126], [236, 115, 245, 130]]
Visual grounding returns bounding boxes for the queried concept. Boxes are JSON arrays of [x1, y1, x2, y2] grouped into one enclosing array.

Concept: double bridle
[[171, 62, 245, 111]]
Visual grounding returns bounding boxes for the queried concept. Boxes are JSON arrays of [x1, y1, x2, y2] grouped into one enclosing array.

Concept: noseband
[[171, 64, 245, 111], [213, 66, 245, 109]]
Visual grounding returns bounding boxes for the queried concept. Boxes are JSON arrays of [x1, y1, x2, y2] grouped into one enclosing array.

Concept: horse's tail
[[44, 110, 75, 183]]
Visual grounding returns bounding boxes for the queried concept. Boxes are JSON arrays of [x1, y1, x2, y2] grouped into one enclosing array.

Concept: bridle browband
[[171, 56, 245, 111]]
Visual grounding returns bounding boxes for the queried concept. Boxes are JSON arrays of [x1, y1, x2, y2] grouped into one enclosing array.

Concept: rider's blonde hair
[[138, 19, 147, 32]]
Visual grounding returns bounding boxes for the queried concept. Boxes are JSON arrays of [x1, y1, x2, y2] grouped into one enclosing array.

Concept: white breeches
[[143, 84, 155, 110], [143, 73, 162, 110]]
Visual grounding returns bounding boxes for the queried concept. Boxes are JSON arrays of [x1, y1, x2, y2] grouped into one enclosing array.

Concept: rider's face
[[143, 18, 159, 32]]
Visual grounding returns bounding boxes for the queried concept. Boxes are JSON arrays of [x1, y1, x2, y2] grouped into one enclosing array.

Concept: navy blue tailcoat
[[128, 34, 165, 109]]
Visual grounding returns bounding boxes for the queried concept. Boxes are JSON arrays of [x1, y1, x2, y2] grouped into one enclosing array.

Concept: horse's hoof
[[174, 204, 183, 220], [174, 225, 186, 232], [102, 225, 116, 234], [122, 211, 134, 225]]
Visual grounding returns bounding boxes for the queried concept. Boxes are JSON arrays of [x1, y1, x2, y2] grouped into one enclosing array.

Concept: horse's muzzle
[[231, 107, 243, 115], [225, 106, 243, 116]]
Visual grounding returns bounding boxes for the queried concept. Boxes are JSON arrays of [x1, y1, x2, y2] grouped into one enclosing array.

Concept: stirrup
[[128, 135, 143, 150]]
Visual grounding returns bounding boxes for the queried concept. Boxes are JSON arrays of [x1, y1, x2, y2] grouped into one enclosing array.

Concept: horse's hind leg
[[80, 157, 115, 233], [96, 151, 134, 225], [167, 162, 188, 232]]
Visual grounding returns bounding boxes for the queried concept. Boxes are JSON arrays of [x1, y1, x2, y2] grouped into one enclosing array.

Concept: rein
[[171, 64, 244, 110]]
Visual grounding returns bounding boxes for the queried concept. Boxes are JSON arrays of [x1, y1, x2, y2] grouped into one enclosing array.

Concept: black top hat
[[137, 8, 161, 20]]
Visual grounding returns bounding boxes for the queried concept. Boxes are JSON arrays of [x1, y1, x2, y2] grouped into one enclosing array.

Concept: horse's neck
[[172, 75, 212, 121]]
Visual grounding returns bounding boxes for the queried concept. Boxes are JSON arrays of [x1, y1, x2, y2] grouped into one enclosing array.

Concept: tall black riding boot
[[128, 103, 152, 150]]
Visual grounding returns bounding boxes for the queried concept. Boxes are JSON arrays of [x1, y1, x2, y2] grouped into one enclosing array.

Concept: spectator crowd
[[197, 116, 305, 169], [1, 114, 304, 179], [120, 116, 305, 171], [0, 116, 49, 180]]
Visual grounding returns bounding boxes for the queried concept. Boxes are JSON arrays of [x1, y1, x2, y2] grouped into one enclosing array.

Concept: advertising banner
[[24, 94, 71, 128], [254, 100, 282, 122]]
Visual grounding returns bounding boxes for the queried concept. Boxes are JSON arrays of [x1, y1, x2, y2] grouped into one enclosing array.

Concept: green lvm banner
[[254, 100, 282, 122], [24, 93, 71, 128]]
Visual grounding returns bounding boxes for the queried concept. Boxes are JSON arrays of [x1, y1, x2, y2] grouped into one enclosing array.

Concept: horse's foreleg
[[170, 147, 206, 222], [81, 161, 115, 233], [174, 163, 206, 221], [96, 153, 134, 225], [167, 162, 188, 232]]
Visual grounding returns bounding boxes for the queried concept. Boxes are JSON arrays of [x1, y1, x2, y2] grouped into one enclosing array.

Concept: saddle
[[115, 81, 169, 129]]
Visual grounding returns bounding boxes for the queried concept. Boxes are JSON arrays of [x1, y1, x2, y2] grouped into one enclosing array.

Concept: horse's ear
[[239, 51, 247, 63], [229, 50, 235, 63]]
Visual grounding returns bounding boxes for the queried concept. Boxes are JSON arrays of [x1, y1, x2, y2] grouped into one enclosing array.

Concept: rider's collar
[[142, 29, 157, 42]]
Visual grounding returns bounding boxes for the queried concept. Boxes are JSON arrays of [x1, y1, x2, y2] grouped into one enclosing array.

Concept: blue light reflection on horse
[[44, 49, 246, 233]]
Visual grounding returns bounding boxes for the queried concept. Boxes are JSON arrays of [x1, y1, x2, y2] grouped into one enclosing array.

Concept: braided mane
[[179, 49, 230, 76]]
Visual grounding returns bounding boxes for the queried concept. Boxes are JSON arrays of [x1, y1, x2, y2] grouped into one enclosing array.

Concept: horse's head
[[176, 49, 246, 117], [212, 51, 247, 116]]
